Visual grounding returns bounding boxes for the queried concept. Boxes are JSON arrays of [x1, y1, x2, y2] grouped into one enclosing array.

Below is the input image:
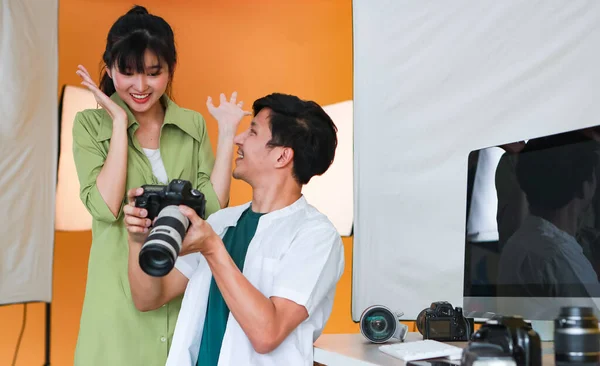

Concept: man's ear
[[275, 147, 294, 169], [580, 172, 597, 200]]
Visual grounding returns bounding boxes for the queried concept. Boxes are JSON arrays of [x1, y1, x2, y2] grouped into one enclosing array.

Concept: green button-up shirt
[[72, 93, 220, 366]]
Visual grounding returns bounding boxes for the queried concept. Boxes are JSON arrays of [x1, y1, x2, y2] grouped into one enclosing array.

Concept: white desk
[[313, 333, 556, 365]]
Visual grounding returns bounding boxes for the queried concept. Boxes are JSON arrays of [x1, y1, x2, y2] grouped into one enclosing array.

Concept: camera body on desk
[[416, 301, 474, 342], [462, 316, 542, 366]]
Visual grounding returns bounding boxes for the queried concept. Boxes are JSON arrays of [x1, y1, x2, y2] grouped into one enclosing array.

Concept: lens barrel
[[554, 307, 600, 365], [139, 205, 189, 277]]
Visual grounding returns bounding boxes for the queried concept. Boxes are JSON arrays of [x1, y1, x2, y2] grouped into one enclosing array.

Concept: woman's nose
[[134, 75, 147, 91]]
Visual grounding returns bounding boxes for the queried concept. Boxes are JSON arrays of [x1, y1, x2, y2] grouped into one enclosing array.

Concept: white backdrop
[[0, 0, 58, 304], [352, 0, 600, 320], [303, 100, 353, 237]]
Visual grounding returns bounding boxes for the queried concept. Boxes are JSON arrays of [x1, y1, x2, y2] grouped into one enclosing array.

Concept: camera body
[[135, 179, 206, 220], [416, 301, 474, 342], [461, 342, 517, 366], [359, 305, 408, 344], [465, 316, 542, 366], [134, 179, 206, 277]]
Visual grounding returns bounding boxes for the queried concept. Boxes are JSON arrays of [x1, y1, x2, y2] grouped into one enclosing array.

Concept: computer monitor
[[462, 126, 600, 340]]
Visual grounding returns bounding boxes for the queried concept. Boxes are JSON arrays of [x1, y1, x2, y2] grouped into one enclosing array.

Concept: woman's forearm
[[96, 121, 129, 217], [127, 242, 165, 311], [210, 132, 235, 208]]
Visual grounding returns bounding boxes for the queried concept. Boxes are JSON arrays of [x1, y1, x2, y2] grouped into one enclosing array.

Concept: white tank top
[[142, 148, 169, 184]]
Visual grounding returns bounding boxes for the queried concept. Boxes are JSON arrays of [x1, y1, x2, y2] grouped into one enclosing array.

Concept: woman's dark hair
[[252, 93, 338, 185], [99, 5, 176, 97]]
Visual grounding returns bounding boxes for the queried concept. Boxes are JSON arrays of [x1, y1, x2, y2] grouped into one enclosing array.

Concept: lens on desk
[[359, 306, 396, 343], [554, 306, 600, 366]]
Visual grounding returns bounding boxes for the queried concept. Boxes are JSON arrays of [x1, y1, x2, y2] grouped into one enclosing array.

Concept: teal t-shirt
[[197, 207, 265, 366]]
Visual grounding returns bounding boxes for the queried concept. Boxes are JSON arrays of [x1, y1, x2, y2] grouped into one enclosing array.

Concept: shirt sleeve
[[194, 113, 221, 217], [175, 253, 204, 279], [72, 111, 124, 223], [174, 213, 223, 278], [271, 225, 345, 316]]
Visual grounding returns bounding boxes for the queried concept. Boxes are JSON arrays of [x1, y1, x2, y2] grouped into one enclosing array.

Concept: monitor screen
[[463, 126, 600, 320]]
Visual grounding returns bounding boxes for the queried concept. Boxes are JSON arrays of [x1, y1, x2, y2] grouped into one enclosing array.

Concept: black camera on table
[[134, 179, 206, 277], [416, 301, 474, 342], [462, 315, 542, 366]]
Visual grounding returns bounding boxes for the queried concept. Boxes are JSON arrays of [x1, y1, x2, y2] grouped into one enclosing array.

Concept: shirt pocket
[[244, 255, 277, 297]]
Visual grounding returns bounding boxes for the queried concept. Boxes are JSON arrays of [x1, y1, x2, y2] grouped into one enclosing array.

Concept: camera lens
[[360, 306, 397, 343], [139, 205, 189, 277], [416, 308, 428, 335], [554, 306, 600, 365]]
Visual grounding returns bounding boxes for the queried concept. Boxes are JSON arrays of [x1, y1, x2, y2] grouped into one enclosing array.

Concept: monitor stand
[[530, 320, 554, 341]]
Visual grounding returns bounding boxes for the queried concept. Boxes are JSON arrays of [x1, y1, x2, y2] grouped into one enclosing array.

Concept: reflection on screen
[[464, 127, 600, 298]]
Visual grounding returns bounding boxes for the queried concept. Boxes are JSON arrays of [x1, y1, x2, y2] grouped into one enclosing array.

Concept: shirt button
[[160, 336, 166, 343]]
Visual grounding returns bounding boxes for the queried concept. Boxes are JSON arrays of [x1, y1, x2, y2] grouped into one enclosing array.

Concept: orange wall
[[0, 1, 359, 365]]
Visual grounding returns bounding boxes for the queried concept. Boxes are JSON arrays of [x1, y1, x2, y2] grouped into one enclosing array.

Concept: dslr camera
[[462, 315, 542, 366], [416, 301, 474, 342], [135, 179, 206, 277]]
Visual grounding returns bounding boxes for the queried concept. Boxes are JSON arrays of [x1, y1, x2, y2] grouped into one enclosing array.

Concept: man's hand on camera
[[124, 187, 152, 245], [178, 205, 219, 257]]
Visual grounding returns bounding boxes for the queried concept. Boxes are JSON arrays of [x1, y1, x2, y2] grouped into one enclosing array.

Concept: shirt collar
[[525, 215, 582, 253], [217, 195, 308, 229], [95, 92, 203, 142]]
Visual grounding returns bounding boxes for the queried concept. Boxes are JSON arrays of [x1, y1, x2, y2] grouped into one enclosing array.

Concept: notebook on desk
[[379, 339, 463, 362]]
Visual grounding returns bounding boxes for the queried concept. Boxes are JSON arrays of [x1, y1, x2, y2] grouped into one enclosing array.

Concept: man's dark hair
[[252, 93, 338, 185], [516, 131, 599, 211]]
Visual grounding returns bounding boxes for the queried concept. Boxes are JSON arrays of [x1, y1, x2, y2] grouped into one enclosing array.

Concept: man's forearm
[[204, 242, 280, 353], [127, 242, 165, 311]]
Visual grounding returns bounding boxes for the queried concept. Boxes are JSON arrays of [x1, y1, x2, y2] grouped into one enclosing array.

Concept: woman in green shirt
[[71, 6, 248, 366]]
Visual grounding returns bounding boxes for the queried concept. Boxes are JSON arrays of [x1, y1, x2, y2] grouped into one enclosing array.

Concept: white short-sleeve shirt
[[166, 195, 345, 366]]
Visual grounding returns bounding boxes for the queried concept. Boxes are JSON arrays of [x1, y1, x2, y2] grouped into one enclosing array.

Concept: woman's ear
[[106, 66, 112, 79]]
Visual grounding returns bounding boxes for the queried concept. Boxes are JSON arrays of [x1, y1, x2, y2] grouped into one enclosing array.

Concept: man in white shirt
[[123, 93, 345, 366]]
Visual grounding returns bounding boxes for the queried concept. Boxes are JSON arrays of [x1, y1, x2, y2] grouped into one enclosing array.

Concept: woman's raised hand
[[206, 91, 251, 137], [76, 65, 128, 123]]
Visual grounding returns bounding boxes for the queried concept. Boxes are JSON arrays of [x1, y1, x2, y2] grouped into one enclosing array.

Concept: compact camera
[[135, 179, 206, 277], [416, 301, 474, 342], [463, 315, 542, 366], [359, 305, 409, 344]]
